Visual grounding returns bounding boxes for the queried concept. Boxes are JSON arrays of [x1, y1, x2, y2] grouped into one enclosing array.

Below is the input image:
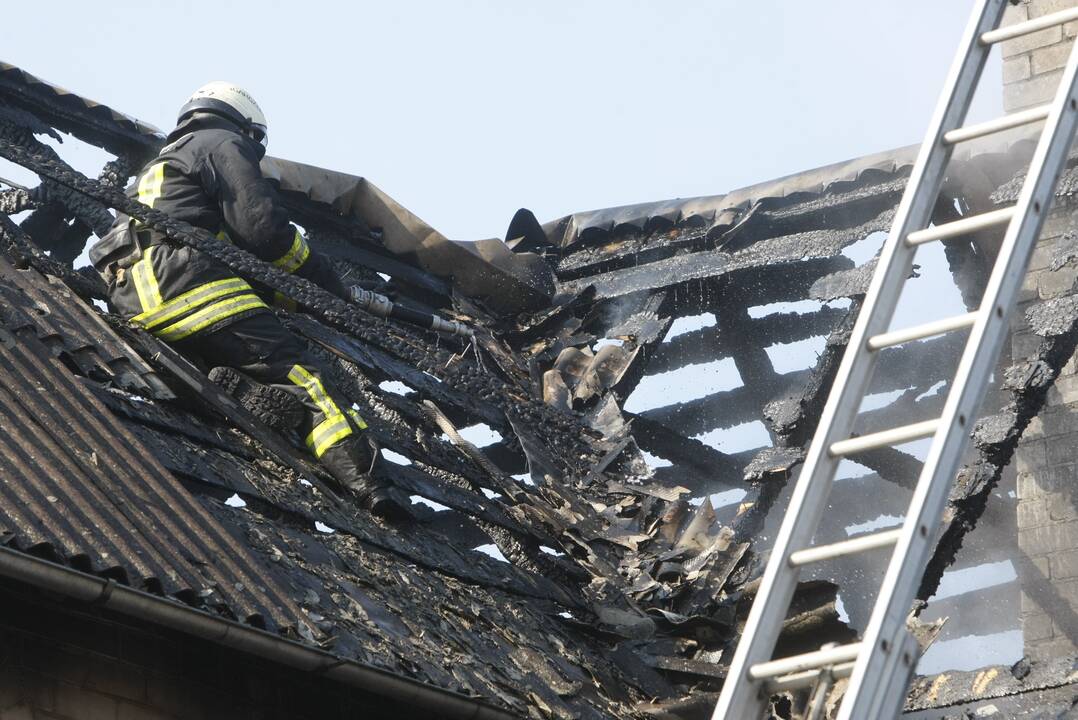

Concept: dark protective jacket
[[91, 114, 344, 341]]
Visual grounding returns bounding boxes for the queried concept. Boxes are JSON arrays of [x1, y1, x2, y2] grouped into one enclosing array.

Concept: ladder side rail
[[710, 2, 1005, 717], [839, 36, 1078, 720]]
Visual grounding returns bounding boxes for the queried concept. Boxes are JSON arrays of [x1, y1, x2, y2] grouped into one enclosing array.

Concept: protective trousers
[[173, 311, 371, 476]]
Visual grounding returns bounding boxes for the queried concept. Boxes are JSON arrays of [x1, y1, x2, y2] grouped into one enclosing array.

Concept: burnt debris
[[0, 59, 1075, 718]]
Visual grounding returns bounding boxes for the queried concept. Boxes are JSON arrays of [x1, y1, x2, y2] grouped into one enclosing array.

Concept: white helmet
[[177, 81, 268, 146]]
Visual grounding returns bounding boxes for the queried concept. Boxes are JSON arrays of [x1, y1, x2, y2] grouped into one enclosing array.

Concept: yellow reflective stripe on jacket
[[305, 413, 353, 458], [153, 294, 266, 342], [132, 277, 252, 330], [137, 162, 166, 208], [131, 247, 163, 312], [272, 228, 310, 274]]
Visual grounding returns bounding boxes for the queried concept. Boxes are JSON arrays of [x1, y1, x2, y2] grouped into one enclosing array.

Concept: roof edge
[[0, 546, 518, 720], [542, 126, 1040, 248]]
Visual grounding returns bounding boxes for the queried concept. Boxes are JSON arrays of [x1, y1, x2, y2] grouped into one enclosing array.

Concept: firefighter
[[90, 82, 409, 520]]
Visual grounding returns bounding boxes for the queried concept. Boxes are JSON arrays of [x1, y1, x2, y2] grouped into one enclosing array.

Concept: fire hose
[[349, 286, 472, 338]]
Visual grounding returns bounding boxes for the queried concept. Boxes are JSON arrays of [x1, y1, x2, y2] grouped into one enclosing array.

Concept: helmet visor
[[248, 124, 268, 148]]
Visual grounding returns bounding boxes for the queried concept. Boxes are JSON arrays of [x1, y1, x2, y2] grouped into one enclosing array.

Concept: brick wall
[[1013, 202, 1078, 662], [1003, 0, 1078, 112], [0, 577, 422, 720], [1007, 0, 1078, 663]]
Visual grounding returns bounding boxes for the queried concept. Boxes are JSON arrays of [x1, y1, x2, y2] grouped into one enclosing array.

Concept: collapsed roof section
[[1, 59, 1077, 717]]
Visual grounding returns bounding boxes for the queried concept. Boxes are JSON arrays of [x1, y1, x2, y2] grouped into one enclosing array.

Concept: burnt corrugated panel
[[0, 60, 163, 158], [0, 317, 305, 635], [0, 260, 172, 399], [542, 130, 1038, 248]]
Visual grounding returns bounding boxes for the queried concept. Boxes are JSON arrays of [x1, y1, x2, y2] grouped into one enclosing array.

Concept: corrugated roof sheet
[[0, 259, 171, 399], [541, 132, 1039, 248], [0, 256, 305, 634], [0, 61, 163, 158]]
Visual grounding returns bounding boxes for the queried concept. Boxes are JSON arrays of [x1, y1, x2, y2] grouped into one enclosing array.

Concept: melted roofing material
[[264, 157, 556, 314]]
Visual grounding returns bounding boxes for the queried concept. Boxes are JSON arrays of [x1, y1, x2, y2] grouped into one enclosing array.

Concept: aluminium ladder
[[713, 2, 1078, 719]]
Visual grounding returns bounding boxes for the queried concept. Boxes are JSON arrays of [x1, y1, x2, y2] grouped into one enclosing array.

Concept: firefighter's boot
[[319, 436, 412, 522], [208, 366, 304, 444]]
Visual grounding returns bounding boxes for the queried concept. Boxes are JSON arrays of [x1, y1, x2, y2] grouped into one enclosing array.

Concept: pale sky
[[2, 1, 1001, 240]]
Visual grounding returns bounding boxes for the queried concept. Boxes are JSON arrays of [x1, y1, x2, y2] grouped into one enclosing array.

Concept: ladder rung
[[788, 528, 903, 567], [829, 419, 940, 457], [763, 661, 856, 692], [943, 104, 1051, 145], [906, 208, 1014, 246], [867, 311, 979, 350], [981, 6, 1078, 45], [748, 642, 862, 681]]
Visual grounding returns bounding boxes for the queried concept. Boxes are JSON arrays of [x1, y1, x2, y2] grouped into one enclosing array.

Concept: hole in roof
[[380, 449, 412, 465], [858, 388, 907, 414], [540, 546, 564, 556], [915, 380, 947, 402], [834, 459, 873, 481], [624, 358, 742, 413], [765, 335, 826, 375], [454, 424, 502, 447], [40, 132, 117, 181], [639, 450, 672, 469], [841, 230, 888, 265], [513, 473, 534, 486], [845, 514, 903, 537], [747, 299, 827, 318], [835, 594, 850, 623], [411, 496, 449, 512], [480, 488, 501, 499], [0, 157, 37, 190], [663, 313, 716, 342], [695, 420, 771, 455], [916, 629, 1022, 675], [314, 521, 335, 534], [895, 437, 932, 461], [888, 241, 968, 332], [299, 478, 313, 487], [473, 543, 509, 563], [379, 380, 414, 396], [745, 299, 853, 319], [709, 487, 748, 509], [593, 338, 624, 350], [225, 493, 247, 508], [377, 272, 391, 282], [91, 298, 109, 312], [928, 560, 1016, 603]]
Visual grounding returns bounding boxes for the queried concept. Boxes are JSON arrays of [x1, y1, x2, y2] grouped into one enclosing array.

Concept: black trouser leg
[[174, 312, 372, 480]]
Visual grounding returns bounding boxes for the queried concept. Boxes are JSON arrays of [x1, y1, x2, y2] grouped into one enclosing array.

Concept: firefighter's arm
[[208, 136, 346, 297]]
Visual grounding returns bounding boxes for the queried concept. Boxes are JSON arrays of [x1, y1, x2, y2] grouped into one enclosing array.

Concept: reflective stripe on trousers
[[286, 364, 363, 457]]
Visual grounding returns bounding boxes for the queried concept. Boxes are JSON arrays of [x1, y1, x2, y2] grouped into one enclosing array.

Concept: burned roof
[[1, 59, 1076, 718]]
